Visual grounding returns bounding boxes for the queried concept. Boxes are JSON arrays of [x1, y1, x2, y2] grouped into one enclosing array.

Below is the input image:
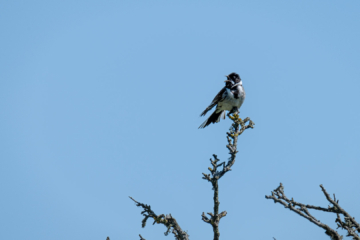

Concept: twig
[[129, 197, 189, 240], [202, 115, 254, 240], [266, 183, 360, 240], [319, 185, 360, 238]]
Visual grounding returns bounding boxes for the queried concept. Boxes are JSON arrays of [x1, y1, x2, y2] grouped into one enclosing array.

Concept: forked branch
[[129, 197, 189, 240], [129, 115, 254, 240], [266, 183, 360, 240], [202, 115, 254, 240]]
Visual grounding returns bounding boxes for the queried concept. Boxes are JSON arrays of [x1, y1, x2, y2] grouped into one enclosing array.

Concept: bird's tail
[[198, 110, 225, 129]]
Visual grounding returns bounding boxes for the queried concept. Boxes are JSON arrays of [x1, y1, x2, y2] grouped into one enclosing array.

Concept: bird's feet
[[228, 113, 242, 121], [227, 107, 241, 121]]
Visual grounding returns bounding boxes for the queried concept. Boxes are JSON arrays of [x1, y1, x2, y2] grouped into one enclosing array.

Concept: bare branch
[[129, 197, 189, 240], [201, 114, 254, 240], [202, 116, 254, 184], [201, 212, 211, 224], [320, 185, 360, 237], [265, 183, 360, 240], [129, 115, 254, 240]]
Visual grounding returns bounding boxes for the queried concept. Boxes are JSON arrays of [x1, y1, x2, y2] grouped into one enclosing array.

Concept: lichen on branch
[[266, 183, 360, 240], [129, 197, 189, 240], [202, 114, 254, 240]]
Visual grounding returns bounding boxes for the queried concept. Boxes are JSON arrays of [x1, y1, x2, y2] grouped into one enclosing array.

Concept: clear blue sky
[[1, 1, 359, 239]]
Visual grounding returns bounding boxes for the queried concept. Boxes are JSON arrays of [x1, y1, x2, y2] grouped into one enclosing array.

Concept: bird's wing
[[200, 87, 227, 116]]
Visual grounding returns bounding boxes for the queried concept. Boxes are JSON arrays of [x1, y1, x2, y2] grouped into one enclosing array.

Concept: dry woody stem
[[129, 114, 254, 240], [266, 183, 360, 240], [129, 197, 189, 240], [202, 115, 254, 240]]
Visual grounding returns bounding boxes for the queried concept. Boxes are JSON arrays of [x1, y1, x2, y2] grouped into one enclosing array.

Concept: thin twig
[[202, 115, 254, 240], [266, 183, 360, 240], [320, 185, 360, 237], [129, 197, 189, 240]]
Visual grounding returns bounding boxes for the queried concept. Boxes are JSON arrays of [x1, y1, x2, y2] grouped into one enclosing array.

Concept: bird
[[199, 73, 245, 129]]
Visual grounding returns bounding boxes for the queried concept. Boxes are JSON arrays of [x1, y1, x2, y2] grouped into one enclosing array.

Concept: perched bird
[[199, 73, 245, 129]]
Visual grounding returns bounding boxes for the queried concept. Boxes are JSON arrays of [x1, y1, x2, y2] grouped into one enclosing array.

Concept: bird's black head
[[227, 72, 241, 83], [224, 79, 233, 88]]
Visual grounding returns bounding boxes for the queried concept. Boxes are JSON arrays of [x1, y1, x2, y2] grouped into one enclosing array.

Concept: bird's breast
[[217, 87, 245, 111]]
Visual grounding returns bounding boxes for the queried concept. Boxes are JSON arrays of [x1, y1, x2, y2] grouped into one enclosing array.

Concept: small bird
[[199, 73, 245, 129]]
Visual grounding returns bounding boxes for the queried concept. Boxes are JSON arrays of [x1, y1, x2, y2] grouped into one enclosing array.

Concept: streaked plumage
[[199, 73, 245, 129]]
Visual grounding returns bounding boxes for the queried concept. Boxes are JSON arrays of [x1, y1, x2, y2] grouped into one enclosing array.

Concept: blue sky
[[1, 1, 360, 239]]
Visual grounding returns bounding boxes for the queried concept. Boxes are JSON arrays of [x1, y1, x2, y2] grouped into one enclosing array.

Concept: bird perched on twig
[[199, 73, 245, 129]]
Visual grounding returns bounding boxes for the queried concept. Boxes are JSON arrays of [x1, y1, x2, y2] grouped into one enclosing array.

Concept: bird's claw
[[227, 112, 242, 122]]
